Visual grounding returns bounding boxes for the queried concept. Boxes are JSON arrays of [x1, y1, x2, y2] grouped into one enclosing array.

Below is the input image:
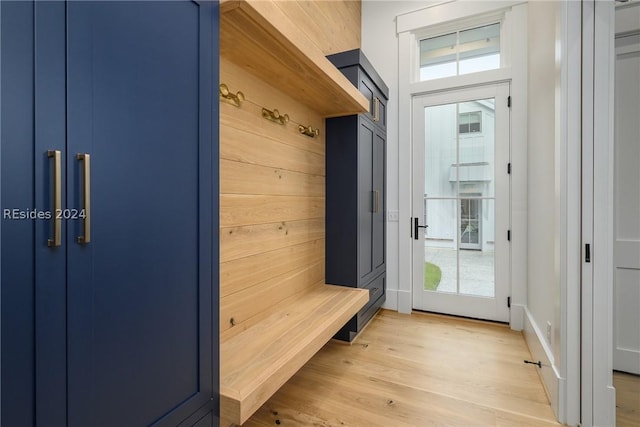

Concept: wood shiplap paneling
[[221, 239, 325, 298], [274, 1, 361, 55], [220, 125, 325, 176], [220, 194, 324, 228], [220, 261, 325, 336], [221, 159, 325, 197], [220, 218, 325, 263], [220, 57, 327, 338]]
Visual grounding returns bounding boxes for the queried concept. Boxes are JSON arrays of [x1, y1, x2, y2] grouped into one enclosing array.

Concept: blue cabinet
[[326, 49, 388, 342], [1, 2, 219, 425]]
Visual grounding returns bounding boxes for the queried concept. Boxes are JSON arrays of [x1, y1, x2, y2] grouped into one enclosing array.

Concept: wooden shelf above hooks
[[220, 0, 369, 118]]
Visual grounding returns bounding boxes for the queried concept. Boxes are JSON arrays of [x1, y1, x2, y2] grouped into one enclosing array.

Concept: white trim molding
[[396, 1, 528, 327], [510, 303, 525, 331], [524, 307, 562, 418], [557, 2, 582, 425], [382, 288, 398, 312], [396, 1, 526, 34], [581, 1, 616, 426]]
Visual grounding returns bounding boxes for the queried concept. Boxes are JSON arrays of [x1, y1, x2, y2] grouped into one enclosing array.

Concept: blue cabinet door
[[65, 2, 218, 426], [1, 3, 37, 426], [2, 1, 219, 425]]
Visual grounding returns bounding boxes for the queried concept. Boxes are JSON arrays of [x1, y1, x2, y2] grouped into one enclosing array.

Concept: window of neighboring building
[[459, 111, 482, 134], [419, 23, 501, 81]]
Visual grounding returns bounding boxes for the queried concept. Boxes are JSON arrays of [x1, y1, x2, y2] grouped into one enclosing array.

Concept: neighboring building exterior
[[424, 99, 496, 252]]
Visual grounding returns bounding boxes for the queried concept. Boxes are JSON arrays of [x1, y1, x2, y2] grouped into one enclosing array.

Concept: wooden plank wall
[[220, 58, 327, 342], [274, 1, 361, 55], [220, 1, 361, 342]]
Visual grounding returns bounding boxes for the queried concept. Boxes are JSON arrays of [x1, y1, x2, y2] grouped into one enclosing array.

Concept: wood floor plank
[[614, 371, 640, 427], [306, 344, 554, 420], [243, 309, 561, 426]]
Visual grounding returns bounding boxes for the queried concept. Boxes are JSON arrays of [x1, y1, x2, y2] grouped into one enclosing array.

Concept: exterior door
[[411, 83, 510, 322], [613, 30, 640, 375]]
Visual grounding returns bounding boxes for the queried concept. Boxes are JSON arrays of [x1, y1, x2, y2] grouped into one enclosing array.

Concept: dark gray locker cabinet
[[326, 49, 389, 342]]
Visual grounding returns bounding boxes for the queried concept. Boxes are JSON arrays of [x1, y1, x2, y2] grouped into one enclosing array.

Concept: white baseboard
[[523, 307, 561, 421], [397, 289, 412, 314], [510, 303, 525, 331], [382, 289, 411, 314], [382, 288, 398, 311]]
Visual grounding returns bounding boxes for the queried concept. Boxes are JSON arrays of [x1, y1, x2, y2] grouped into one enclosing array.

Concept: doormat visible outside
[[424, 262, 442, 291]]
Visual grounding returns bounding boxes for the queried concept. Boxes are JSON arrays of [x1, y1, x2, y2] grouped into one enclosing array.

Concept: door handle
[[47, 150, 62, 247], [77, 153, 91, 244], [414, 217, 428, 240], [373, 97, 380, 122]]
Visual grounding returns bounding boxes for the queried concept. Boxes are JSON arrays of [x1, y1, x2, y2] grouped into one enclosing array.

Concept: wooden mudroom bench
[[219, 0, 370, 425], [219, 284, 368, 426]]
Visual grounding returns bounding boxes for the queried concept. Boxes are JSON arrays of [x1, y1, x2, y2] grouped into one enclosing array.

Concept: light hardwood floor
[[615, 371, 640, 427], [243, 310, 560, 426]]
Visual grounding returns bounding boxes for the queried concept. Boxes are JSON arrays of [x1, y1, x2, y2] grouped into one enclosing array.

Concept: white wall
[[526, 0, 559, 353], [523, 0, 564, 417], [362, 0, 438, 310]]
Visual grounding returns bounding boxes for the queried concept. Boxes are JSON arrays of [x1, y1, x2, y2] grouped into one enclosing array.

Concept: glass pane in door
[[423, 97, 496, 297], [458, 99, 494, 197], [424, 199, 457, 293], [459, 199, 495, 297], [424, 103, 457, 198]]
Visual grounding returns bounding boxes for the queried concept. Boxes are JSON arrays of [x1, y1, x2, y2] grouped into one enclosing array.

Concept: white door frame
[[581, 0, 616, 426], [558, 2, 582, 426], [397, 0, 528, 327]]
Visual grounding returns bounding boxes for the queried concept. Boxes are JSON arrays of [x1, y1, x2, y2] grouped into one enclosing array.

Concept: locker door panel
[[33, 3, 68, 425], [358, 120, 374, 282], [66, 2, 216, 425], [372, 131, 385, 271], [0, 2, 37, 425]]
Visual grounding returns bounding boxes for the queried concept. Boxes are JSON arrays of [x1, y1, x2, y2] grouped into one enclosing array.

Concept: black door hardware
[[414, 217, 428, 240]]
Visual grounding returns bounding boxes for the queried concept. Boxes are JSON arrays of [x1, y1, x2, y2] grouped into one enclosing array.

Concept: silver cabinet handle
[[77, 153, 91, 244], [373, 97, 380, 122], [47, 150, 62, 247]]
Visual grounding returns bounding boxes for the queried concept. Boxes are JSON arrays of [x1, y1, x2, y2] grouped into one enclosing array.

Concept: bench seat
[[220, 284, 369, 425]]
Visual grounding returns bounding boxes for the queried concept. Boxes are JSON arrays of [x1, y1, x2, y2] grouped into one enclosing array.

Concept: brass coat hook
[[219, 83, 244, 107], [298, 124, 319, 138], [262, 108, 289, 126]]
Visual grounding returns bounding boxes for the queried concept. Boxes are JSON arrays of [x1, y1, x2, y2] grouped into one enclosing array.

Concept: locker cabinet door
[[65, 2, 218, 426]]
